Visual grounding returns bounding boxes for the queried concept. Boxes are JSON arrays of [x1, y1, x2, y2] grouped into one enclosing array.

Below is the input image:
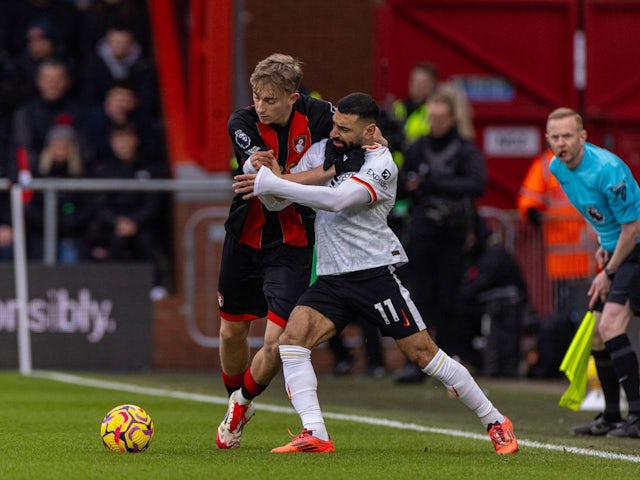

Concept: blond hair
[[38, 130, 83, 177], [437, 82, 475, 140], [547, 107, 584, 129], [250, 53, 303, 96], [428, 88, 477, 138]]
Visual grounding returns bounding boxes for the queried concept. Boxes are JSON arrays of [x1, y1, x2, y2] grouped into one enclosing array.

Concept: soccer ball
[[101, 404, 154, 453]]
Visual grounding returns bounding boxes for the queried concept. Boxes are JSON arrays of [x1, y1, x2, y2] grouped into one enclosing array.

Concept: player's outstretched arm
[[253, 166, 370, 212]]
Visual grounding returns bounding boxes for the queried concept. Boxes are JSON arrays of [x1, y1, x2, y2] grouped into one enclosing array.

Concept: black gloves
[[322, 140, 341, 170], [323, 140, 366, 175]]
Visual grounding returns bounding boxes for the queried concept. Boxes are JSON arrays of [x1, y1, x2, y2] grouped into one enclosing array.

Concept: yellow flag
[[558, 311, 596, 411]]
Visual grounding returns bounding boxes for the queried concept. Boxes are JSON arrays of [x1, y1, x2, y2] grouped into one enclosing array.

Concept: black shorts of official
[[608, 244, 640, 314], [217, 234, 313, 327], [296, 266, 427, 339]]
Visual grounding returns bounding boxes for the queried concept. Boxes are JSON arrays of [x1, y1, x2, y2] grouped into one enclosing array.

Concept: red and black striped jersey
[[225, 94, 334, 249]]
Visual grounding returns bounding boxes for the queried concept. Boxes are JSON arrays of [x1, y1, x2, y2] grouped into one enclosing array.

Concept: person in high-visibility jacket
[[383, 62, 438, 168], [517, 148, 596, 316]]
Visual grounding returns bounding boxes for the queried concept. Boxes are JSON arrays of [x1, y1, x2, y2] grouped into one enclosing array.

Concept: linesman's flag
[[558, 311, 596, 411]]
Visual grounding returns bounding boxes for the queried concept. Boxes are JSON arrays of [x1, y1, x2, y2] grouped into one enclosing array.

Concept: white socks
[[279, 345, 330, 441], [423, 349, 504, 427], [279, 344, 502, 435]]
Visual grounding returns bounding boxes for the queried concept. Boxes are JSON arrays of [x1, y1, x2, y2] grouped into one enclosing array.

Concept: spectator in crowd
[[8, 57, 86, 179], [395, 89, 487, 383], [79, 0, 151, 58], [24, 123, 93, 262], [0, 0, 82, 60], [380, 63, 439, 245], [381, 62, 438, 167], [13, 17, 78, 103], [92, 123, 168, 299], [459, 213, 528, 377], [439, 81, 475, 141], [84, 80, 159, 172], [82, 23, 157, 116], [72, 0, 93, 12]]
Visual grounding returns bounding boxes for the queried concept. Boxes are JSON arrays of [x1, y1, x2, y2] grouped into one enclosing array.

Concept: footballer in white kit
[[295, 139, 408, 275], [254, 138, 426, 338], [244, 92, 517, 456]]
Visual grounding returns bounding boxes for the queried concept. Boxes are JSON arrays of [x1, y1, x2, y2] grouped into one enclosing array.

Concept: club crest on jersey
[[234, 129, 251, 149], [587, 206, 604, 223], [217, 291, 224, 308], [293, 136, 306, 153]]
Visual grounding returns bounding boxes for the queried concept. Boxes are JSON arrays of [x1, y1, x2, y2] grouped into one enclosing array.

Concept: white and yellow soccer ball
[[101, 404, 154, 453]]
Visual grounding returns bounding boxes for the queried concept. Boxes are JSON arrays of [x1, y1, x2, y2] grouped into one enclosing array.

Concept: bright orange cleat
[[271, 429, 335, 453], [487, 416, 518, 454]]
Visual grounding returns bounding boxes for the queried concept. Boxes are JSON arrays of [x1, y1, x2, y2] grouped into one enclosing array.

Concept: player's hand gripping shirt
[[225, 94, 334, 249], [550, 142, 640, 252], [254, 139, 408, 275]]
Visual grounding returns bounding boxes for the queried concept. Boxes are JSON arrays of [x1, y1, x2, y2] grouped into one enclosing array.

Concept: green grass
[[0, 370, 638, 479]]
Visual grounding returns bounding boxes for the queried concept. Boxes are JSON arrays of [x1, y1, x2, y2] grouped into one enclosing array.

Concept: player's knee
[[277, 330, 295, 347], [219, 321, 249, 344], [278, 329, 314, 350], [261, 339, 281, 360]]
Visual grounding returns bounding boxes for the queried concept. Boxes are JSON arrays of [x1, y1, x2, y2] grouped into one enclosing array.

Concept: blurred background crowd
[[0, 0, 170, 299], [0, 1, 615, 381]]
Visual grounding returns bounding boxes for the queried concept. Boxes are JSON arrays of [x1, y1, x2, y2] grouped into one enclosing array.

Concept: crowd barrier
[[3, 178, 230, 373], [0, 178, 619, 374]]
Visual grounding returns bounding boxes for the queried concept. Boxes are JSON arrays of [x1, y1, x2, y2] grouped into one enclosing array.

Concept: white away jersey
[[293, 139, 408, 276]]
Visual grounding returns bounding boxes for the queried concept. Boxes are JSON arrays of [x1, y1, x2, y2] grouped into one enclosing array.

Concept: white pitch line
[[33, 370, 640, 463]]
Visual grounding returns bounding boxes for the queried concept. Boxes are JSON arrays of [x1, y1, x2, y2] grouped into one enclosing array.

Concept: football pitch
[[1, 370, 639, 479]]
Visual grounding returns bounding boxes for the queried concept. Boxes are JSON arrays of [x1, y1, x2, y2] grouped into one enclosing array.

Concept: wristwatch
[[604, 267, 616, 280]]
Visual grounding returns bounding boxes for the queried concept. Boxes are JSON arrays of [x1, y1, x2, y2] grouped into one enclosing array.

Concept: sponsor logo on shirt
[[366, 168, 391, 190]]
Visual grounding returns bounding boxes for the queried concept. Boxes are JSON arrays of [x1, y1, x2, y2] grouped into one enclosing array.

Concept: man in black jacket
[[396, 90, 487, 382]]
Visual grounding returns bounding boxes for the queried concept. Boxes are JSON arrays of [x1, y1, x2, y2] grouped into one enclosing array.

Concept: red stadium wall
[[374, 0, 640, 208], [147, 0, 640, 370]]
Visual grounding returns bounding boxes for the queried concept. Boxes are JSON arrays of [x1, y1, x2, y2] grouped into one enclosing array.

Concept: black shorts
[[296, 266, 427, 339], [217, 234, 313, 326], [608, 244, 640, 314]]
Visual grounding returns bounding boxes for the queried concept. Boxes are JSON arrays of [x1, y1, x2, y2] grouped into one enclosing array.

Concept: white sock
[[279, 345, 329, 441], [422, 349, 504, 427]]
